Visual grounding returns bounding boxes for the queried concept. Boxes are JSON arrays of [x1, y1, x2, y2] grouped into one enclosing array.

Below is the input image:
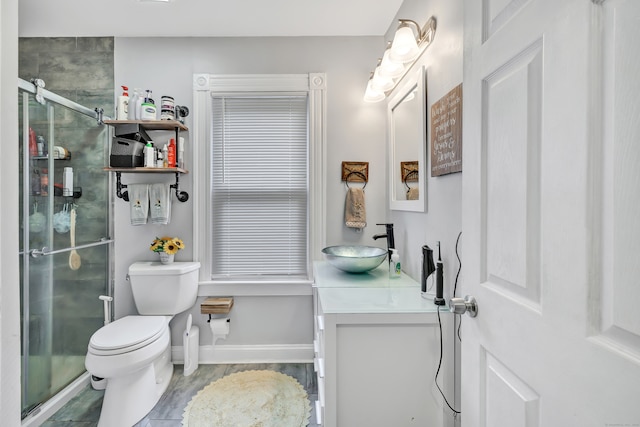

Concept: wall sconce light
[[364, 16, 436, 103]]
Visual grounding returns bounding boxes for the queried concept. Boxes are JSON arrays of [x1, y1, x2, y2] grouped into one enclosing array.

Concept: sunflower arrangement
[[150, 236, 185, 255]]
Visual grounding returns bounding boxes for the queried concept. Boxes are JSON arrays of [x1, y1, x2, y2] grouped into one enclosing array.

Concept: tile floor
[[43, 363, 319, 427]]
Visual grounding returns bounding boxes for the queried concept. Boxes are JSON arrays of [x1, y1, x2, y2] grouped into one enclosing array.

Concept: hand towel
[[406, 187, 419, 200], [345, 187, 366, 229], [150, 183, 172, 225], [129, 184, 149, 225]]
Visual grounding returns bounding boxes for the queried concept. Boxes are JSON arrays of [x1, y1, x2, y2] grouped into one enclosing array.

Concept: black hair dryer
[[421, 245, 436, 297]]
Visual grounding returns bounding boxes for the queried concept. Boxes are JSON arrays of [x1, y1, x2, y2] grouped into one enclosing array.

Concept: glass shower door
[[19, 84, 112, 418]]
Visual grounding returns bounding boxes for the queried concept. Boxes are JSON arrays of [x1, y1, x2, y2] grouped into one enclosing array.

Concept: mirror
[[388, 66, 426, 211]]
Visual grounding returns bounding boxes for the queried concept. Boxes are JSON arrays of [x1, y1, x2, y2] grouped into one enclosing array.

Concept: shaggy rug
[[182, 370, 311, 427]]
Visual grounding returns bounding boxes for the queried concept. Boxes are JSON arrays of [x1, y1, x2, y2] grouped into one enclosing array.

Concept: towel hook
[[403, 169, 419, 190], [344, 171, 368, 190]]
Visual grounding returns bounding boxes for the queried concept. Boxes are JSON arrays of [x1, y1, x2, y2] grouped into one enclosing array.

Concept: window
[[210, 95, 308, 279], [193, 73, 326, 288]]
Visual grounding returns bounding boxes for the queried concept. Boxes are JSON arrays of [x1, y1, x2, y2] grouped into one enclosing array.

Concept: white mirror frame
[[387, 66, 426, 212]]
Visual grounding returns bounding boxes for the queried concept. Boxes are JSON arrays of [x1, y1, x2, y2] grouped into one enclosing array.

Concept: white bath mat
[[182, 370, 311, 427]]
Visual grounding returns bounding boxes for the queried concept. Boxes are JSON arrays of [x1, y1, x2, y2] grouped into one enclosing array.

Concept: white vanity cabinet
[[312, 262, 455, 427]]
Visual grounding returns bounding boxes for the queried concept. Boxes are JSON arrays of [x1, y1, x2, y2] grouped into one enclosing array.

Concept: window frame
[[192, 73, 326, 296]]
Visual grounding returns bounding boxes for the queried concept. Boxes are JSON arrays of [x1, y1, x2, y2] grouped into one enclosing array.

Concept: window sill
[[197, 280, 313, 297]]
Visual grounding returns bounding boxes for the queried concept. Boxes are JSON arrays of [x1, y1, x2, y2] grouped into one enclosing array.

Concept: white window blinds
[[210, 95, 309, 280]]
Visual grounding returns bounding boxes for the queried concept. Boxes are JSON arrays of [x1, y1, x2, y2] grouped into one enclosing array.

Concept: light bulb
[[378, 50, 405, 79], [363, 80, 385, 103], [389, 26, 420, 63]]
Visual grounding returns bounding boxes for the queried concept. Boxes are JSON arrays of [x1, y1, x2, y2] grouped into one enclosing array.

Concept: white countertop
[[313, 260, 419, 288], [314, 261, 448, 314]]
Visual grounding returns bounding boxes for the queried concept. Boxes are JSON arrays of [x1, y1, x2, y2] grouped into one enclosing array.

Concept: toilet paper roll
[[210, 317, 230, 345]]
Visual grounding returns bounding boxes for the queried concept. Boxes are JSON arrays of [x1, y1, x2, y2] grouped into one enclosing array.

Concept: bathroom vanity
[[312, 261, 454, 427]]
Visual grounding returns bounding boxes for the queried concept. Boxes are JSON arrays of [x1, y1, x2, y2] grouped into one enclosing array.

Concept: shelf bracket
[[171, 172, 189, 202], [115, 172, 129, 202], [115, 172, 188, 203]]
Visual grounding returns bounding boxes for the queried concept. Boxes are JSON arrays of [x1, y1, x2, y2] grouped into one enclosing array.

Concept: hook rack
[[115, 172, 189, 203]]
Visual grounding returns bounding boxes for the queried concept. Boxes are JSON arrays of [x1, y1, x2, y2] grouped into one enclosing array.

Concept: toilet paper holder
[[201, 297, 233, 344]]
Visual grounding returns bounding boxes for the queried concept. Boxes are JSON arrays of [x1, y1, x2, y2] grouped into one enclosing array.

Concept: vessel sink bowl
[[322, 245, 387, 273]]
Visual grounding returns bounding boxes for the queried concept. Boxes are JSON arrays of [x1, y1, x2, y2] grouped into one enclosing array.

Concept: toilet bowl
[[85, 316, 173, 427], [85, 261, 200, 427]]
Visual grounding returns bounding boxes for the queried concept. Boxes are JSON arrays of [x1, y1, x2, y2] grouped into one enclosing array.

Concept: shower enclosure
[[18, 78, 112, 420]]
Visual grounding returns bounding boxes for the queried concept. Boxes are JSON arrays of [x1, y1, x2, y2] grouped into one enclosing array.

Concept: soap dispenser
[[389, 249, 401, 279]]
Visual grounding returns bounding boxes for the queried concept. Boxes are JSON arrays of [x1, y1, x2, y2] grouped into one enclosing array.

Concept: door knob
[[449, 295, 478, 317]]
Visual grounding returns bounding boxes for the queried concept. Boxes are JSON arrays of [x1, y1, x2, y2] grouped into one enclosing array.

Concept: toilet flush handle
[[99, 295, 113, 325]]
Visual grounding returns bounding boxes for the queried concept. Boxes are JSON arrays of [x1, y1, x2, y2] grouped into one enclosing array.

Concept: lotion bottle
[[116, 86, 129, 120], [144, 142, 155, 167], [390, 249, 401, 279]]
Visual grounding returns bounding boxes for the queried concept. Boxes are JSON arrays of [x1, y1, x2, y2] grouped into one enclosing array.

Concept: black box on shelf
[[109, 137, 145, 167], [113, 123, 152, 143]]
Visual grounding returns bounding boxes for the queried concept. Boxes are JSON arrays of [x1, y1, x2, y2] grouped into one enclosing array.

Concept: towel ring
[[403, 170, 419, 190], [344, 171, 367, 190]]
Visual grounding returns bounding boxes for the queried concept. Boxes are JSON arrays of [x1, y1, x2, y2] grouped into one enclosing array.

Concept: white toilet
[[85, 261, 200, 427]]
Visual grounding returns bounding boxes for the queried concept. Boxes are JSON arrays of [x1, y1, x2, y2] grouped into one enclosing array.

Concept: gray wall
[[112, 0, 464, 355], [113, 36, 389, 349]]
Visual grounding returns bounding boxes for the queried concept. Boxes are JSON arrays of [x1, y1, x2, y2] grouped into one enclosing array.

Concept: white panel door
[[461, 0, 640, 426]]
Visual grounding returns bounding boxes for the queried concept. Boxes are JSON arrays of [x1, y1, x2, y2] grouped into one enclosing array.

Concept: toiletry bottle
[[63, 167, 73, 196], [390, 249, 401, 278], [167, 138, 176, 168], [141, 89, 157, 120], [28, 128, 38, 157], [117, 86, 129, 120], [178, 136, 185, 169], [144, 141, 155, 167], [134, 88, 143, 120], [128, 88, 139, 120], [162, 144, 169, 168], [156, 148, 164, 168]]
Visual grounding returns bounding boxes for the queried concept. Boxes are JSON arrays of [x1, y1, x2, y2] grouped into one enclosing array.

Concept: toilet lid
[[89, 316, 167, 354]]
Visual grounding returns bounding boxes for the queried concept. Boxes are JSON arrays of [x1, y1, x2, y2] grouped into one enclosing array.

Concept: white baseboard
[[172, 344, 314, 364]]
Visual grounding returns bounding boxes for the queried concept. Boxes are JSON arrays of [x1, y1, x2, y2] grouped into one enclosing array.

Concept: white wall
[[115, 0, 462, 362], [113, 0, 464, 359], [1, 0, 22, 423], [388, 0, 464, 298], [113, 36, 389, 351]]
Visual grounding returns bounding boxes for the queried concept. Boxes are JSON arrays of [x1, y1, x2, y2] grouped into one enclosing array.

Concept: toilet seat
[[89, 316, 168, 356]]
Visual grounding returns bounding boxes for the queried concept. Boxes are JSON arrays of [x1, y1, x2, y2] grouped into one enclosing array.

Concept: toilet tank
[[128, 261, 200, 315]]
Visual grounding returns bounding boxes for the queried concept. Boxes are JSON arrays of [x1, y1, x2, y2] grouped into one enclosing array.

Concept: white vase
[[159, 252, 174, 264]]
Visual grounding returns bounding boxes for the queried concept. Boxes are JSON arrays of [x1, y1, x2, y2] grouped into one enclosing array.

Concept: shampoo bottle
[[167, 138, 176, 168], [116, 86, 129, 120], [390, 249, 401, 279]]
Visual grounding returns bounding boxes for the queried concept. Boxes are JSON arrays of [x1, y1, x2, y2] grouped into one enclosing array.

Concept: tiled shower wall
[[19, 37, 115, 356]]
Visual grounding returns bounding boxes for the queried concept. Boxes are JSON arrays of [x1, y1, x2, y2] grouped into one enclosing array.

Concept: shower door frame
[[18, 78, 114, 422]]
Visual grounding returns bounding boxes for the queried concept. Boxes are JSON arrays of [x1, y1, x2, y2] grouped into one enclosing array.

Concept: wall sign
[[430, 83, 462, 176]]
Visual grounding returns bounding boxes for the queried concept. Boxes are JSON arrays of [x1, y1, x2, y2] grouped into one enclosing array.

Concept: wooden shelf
[[103, 119, 188, 132], [103, 167, 188, 174]]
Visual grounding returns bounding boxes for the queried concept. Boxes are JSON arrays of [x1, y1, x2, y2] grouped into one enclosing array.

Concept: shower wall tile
[[19, 36, 115, 360]]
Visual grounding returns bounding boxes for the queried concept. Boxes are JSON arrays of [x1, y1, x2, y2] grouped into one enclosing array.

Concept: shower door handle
[[29, 237, 113, 258]]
